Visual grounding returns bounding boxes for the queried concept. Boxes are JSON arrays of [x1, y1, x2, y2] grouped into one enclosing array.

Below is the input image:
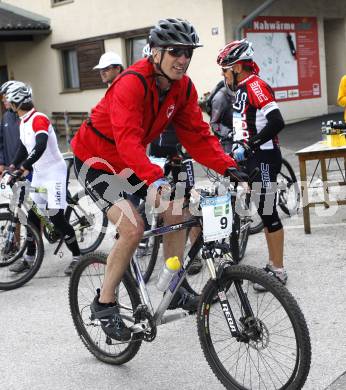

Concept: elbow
[[277, 117, 285, 132]]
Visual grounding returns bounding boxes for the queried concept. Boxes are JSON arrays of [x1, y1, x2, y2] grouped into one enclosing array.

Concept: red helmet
[[217, 39, 254, 67]]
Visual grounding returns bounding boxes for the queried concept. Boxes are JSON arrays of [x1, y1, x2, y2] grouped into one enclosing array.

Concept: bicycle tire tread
[[197, 265, 311, 390]]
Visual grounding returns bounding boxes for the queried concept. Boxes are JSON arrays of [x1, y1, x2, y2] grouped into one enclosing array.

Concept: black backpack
[[205, 80, 225, 116]]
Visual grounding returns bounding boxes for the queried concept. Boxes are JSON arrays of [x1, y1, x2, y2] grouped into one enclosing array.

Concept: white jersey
[[20, 108, 67, 209], [20, 108, 65, 173]]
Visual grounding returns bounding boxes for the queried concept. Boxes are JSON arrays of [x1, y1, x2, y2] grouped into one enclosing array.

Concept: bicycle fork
[[215, 263, 256, 340], [2, 213, 18, 256]]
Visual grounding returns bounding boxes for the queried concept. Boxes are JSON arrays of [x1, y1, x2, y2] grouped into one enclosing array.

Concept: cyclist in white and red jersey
[[4, 81, 81, 275], [71, 18, 247, 341], [217, 39, 287, 291]]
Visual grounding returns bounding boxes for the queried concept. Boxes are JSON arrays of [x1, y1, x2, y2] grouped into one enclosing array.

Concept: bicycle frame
[[130, 216, 201, 326], [127, 203, 254, 339]]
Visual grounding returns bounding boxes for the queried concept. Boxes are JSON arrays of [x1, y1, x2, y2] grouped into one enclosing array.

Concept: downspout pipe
[[234, 0, 279, 40]]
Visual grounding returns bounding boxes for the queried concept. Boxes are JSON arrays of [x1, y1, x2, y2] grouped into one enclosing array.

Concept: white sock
[[24, 254, 35, 263], [271, 265, 284, 272]]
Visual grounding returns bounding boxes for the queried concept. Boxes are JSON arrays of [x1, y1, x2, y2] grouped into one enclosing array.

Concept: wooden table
[[296, 141, 346, 233]]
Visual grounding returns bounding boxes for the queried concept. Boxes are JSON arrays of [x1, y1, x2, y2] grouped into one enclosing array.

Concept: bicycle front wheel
[[0, 212, 44, 290], [65, 190, 108, 254], [197, 265, 311, 390], [69, 252, 142, 365]]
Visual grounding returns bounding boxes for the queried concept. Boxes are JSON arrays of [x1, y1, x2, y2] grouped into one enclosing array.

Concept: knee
[[121, 217, 144, 242]]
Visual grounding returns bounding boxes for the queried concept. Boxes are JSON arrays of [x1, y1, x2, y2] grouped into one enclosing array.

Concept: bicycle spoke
[[198, 266, 310, 389]]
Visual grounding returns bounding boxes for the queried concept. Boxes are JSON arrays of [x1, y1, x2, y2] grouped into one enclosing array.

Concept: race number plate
[[0, 176, 12, 200], [201, 194, 232, 242]]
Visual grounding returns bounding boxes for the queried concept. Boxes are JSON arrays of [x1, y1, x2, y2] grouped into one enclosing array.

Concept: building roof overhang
[[0, 1, 51, 40]]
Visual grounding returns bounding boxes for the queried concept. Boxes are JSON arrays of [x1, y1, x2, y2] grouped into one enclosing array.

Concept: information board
[[245, 17, 321, 101]]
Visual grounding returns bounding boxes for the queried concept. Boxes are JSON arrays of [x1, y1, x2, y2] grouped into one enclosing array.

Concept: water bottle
[[156, 256, 181, 291], [321, 122, 326, 141]]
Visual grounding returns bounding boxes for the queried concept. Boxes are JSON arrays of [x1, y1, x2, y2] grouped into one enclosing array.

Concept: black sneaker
[[168, 287, 200, 312], [90, 289, 132, 341], [64, 260, 78, 276], [187, 256, 203, 275], [9, 259, 33, 273]]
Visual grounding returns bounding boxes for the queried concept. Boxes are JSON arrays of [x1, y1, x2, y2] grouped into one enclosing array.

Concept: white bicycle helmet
[[0, 80, 16, 95], [5, 81, 32, 105]]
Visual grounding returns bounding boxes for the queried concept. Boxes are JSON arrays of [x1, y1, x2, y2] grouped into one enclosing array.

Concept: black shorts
[[244, 147, 282, 215], [74, 157, 148, 212]]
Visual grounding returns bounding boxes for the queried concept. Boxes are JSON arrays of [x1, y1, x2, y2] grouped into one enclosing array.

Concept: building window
[[126, 36, 148, 65], [59, 41, 105, 91], [51, 0, 73, 6], [62, 49, 79, 89]]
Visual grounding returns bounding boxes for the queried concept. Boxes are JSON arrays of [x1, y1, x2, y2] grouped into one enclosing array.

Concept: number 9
[[220, 216, 228, 230]]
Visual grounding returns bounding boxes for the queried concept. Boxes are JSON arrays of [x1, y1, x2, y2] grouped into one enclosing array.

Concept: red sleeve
[[247, 78, 275, 109], [108, 75, 164, 185], [32, 115, 50, 133], [172, 82, 237, 175]]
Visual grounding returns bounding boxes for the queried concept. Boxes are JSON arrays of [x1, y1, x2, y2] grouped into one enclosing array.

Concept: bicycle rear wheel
[[249, 212, 264, 235], [69, 252, 142, 365], [230, 213, 250, 263], [197, 265, 311, 390], [277, 158, 300, 216], [65, 190, 108, 254], [0, 212, 44, 290]]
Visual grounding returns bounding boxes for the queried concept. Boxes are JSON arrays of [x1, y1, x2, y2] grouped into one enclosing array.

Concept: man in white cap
[[93, 52, 124, 86]]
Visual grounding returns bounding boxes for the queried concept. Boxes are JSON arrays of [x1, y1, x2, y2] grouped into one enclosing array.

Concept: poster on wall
[[245, 16, 321, 101]]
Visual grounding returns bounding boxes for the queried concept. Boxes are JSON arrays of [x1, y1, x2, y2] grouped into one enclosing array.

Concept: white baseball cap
[[93, 52, 123, 69]]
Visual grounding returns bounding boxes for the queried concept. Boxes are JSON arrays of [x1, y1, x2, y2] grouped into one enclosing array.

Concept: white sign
[[201, 194, 232, 242]]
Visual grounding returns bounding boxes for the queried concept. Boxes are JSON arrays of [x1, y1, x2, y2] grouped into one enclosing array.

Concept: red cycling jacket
[[71, 58, 237, 185]]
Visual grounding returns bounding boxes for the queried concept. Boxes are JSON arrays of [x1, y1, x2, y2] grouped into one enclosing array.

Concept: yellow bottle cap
[[165, 256, 181, 271]]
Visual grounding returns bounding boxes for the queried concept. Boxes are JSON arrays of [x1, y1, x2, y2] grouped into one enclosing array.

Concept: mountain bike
[[0, 168, 107, 290], [0, 153, 108, 253], [69, 170, 311, 390]]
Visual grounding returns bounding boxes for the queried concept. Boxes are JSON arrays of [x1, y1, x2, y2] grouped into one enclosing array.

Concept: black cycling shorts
[[74, 157, 148, 213], [244, 147, 282, 219]]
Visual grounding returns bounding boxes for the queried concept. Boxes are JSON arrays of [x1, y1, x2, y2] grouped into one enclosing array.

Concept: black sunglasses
[[164, 47, 194, 59]]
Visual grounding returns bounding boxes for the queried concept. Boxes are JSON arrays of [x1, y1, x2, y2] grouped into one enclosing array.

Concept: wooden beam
[[51, 26, 153, 49]]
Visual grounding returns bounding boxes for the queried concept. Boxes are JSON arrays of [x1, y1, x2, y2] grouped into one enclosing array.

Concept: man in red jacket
[[72, 18, 245, 341]]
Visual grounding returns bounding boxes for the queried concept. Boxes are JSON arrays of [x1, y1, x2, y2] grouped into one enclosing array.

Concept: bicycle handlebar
[[2, 170, 25, 186]]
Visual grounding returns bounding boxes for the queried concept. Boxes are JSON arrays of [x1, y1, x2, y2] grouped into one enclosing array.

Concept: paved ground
[[1, 113, 346, 390]]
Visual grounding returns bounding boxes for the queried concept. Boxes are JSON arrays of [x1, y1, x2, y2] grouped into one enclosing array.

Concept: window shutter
[[77, 41, 105, 90]]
